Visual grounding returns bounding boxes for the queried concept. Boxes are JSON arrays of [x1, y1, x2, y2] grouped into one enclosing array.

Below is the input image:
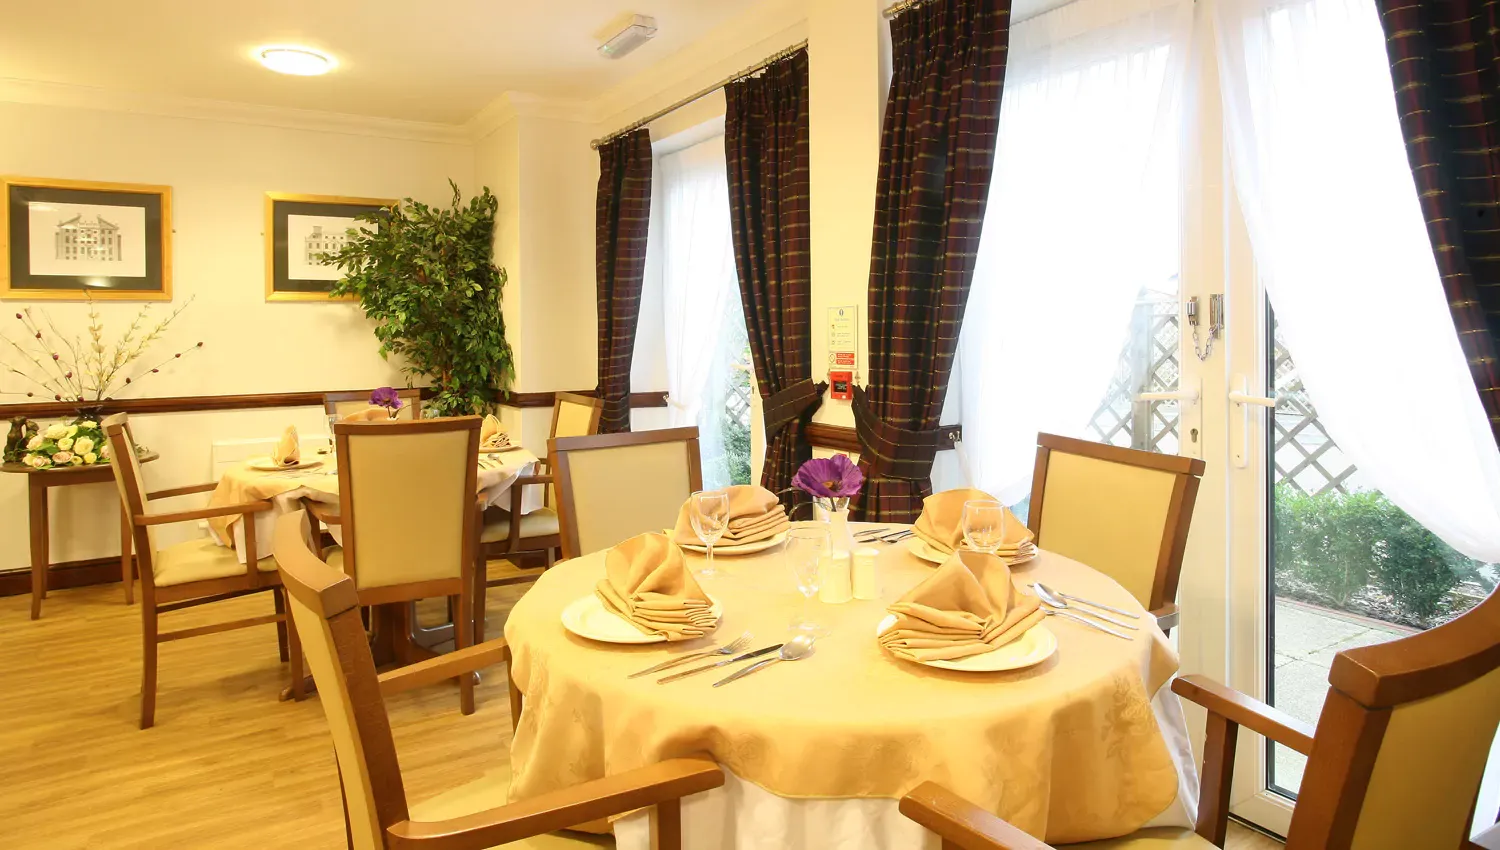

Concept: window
[[651, 132, 753, 489], [955, 0, 1191, 507]]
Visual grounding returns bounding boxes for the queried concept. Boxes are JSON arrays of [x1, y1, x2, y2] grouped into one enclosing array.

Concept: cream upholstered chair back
[[1028, 433, 1204, 623], [104, 422, 161, 559], [273, 511, 410, 850], [552, 392, 604, 440], [551, 427, 702, 559], [334, 417, 479, 591], [323, 389, 421, 421], [1286, 587, 1500, 849]]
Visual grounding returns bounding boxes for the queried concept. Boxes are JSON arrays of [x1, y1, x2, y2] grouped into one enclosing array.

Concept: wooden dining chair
[[104, 421, 292, 729], [272, 510, 725, 850], [550, 427, 703, 560], [899, 585, 1500, 849], [323, 388, 423, 421], [297, 417, 483, 714], [476, 393, 604, 585], [1028, 433, 1206, 631]]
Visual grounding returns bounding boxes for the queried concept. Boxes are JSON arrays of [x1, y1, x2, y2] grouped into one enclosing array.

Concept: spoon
[[712, 633, 815, 687], [1033, 582, 1139, 619], [1032, 583, 1138, 631]]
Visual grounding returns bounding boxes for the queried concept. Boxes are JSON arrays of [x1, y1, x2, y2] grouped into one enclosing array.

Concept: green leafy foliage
[[720, 359, 753, 486], [329, 181, 514, 417], [1273, 484, 1473, 626]]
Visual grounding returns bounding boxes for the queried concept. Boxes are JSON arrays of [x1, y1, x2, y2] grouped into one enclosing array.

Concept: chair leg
[[457, 589, 475, 716], [650, 799, 683, 850], [546, 547, 556, 568], [474, 553, 488, 644], [285, 589, 306, 702], [140, 604, 158, 730], [273, 587, 290, 663]]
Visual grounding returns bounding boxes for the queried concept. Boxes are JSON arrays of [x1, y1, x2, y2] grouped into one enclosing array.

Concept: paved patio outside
[[1270, 598, 1411, 793]]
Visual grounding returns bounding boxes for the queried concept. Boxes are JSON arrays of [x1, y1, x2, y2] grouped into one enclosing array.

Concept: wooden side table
[[2, 451, 160, 620]]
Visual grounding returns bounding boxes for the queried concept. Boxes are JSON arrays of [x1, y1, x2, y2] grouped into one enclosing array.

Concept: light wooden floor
[[0, 569, 1283, 850]]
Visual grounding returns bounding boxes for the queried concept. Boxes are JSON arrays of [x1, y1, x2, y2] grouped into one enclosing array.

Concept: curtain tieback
[[762, 379, 826, 437], [852, 385, 942, 481]]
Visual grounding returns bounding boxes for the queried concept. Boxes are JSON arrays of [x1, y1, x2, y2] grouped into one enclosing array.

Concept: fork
[[627, 632, 752, 679]]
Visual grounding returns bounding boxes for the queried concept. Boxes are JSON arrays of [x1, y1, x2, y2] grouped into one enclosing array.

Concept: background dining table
[[504, 522, 1199, 850], [204, 446, 544, 563]]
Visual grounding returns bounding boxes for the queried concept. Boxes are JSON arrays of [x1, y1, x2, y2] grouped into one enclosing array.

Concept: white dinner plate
[[561, 593, 725, 644], [679, 531, 788, 556], [246, 456, 324, 472], [904, 535, 1037, 567], [876, 614, 1057, 672]]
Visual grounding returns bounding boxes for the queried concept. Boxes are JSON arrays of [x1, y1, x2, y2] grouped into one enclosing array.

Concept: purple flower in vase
[[370, 386, 404, 414], [792, 454, 864, 500]]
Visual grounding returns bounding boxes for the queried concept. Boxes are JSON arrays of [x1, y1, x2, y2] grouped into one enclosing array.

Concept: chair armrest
[[378, 639, 511, 698], [306, 500, 341, 527], [1172, 674, 1315, 755], [146, 482, 219, 500], [385, 757, 724, 849], [136, 500, 273, 526], [1150, 602, 1180, 632], [512, 474, 553, 487], [899, 782, 1054, 850]]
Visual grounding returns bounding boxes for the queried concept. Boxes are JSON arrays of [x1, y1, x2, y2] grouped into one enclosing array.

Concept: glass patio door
[[1176, 0, 1500, 836]]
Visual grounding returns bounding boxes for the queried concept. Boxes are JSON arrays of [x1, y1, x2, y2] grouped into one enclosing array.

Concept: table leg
[[119, 501, 134, 605], [28, 479, 49, 620]]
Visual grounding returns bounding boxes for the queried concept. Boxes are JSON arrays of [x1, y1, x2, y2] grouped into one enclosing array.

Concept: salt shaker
[[853, 547, 879, 600], [819, 551, 853, 604]]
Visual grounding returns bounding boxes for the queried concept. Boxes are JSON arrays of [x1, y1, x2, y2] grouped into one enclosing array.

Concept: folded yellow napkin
[[479, 414, 511, 450], [671, 485, 789, 546], [595, 532, 717, 641], [879, 550, 1044, 662], [912, 488, 1033, 555], [342, 406, 391, 422], [271, 426, 300, 466]]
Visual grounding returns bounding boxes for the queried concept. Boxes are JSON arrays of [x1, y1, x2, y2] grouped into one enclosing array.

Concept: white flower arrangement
[[23, 419, 107, 470]]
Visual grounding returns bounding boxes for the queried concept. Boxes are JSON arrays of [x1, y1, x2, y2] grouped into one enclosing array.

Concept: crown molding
[[0, 77, 472, 145], [465, 91, 598, 142]]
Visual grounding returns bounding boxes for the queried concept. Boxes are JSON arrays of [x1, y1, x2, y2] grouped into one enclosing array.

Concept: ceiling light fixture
[[598, 15, 657, 59], [256, 46, 336, 76]]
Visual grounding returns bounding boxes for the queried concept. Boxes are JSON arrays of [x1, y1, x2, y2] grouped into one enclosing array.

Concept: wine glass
[[786, 523, 830, 635], [690, 490, 731, 577], [961, 499, 1007, 555]]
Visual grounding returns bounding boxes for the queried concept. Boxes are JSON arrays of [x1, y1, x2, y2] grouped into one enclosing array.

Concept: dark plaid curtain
[[856, 0, 1012, 521], [725, 48, 820, 499], [594, 130, 654, 433], [1375, 1, 1500, 446]]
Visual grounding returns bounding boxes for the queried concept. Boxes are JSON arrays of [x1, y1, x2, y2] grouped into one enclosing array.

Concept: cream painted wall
[[0, 99, 474, 572]]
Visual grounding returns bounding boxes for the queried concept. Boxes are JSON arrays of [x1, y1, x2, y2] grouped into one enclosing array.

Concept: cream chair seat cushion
[[407, 763, 611, 849], [153, 537, 277, 587], [480, 507, 560, 544], [1064, 827, 1213, 849]]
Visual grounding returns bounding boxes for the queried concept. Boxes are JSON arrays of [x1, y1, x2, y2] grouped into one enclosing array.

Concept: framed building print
[[265, 192, 394, 301], [2, 176, 172, 301]]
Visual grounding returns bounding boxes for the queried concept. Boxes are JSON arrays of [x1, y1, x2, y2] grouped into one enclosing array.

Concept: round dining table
[[504, 523, 1199, 850]]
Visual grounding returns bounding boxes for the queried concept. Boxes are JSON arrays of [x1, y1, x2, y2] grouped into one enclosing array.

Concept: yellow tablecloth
[[505, 527, 1190, 845]]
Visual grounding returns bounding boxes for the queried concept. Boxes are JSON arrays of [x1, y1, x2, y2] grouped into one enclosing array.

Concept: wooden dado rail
[[0, 387, 955, 597]]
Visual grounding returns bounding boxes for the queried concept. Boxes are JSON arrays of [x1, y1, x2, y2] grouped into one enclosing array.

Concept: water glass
[[690, 490, 731, 577], [961, 499, 1007, 555], [785, 523, 830, 635]]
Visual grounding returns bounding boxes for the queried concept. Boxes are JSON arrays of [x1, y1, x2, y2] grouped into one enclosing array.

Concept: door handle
[[1230, 374, 1276, 467], [1137, 378, 1200, 404]]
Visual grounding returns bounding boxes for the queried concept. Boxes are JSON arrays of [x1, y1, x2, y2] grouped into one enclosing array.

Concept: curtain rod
[[883, 0, 936, 19], [590, 39, 809, 150]]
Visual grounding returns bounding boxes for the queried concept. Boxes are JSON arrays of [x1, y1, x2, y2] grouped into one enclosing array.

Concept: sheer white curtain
[[956, 0, 1193, 504], [1215, 0, 1500, 562], [656, 133, 741, 489]]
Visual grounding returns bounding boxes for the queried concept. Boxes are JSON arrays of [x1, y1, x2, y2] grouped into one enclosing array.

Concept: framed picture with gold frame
[[2, 176, 172, 301], [265, 192, 395, 302]]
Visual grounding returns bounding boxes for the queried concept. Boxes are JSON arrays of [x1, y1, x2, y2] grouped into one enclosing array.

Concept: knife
[[656, 644, 784, 684]]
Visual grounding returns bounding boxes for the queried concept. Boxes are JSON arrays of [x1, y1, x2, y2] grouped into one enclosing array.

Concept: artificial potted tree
[[330, 181, 515, 416]]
